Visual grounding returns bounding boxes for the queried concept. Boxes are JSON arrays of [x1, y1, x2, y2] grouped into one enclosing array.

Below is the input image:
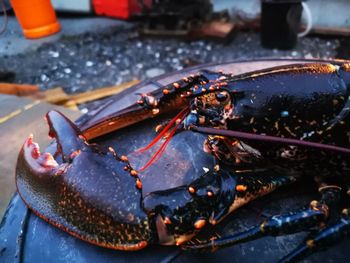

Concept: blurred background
[[0, 0, 349, 95], [0, 0, 350, 227]]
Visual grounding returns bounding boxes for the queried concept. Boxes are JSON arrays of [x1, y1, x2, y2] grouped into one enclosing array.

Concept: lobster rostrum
[[16, 62, 350, 262]]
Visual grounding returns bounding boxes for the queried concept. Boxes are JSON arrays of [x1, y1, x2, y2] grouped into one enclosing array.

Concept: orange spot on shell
[[164, 217, 172, 225], [163, 89, 170, 95], [342, 63, 350, 71], [136, 179, 142, 189], [224, 104, 232, 111], [209, 218, 217, 225], [121, 155, 128, 162], [152, 108, 160, 115], [173, 82, 180, 89], [236, 185, 247, 192], [310, 200, 319, 209], [155, 124, 163, 133], [188, 186, 196, 194], [108, 147, 116, 154], [306, 239, 315, 248], [194, 219, 206, 229], [231, 140, 239, 146], [137, 241, 148, 249], [130, 170, 138, 177]]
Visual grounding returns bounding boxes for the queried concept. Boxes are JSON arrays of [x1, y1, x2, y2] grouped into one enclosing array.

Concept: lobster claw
[[16, 110, 152, 250], [46, 110, 87, 163]]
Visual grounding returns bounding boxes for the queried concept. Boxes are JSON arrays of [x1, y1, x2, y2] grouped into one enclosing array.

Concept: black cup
[[261, 0, 303, 50]]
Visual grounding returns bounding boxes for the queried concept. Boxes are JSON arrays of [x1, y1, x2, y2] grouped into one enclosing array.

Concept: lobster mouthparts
[[16, 110, 153, 250]]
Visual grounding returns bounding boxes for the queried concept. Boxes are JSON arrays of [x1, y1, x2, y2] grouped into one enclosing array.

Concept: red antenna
[[137, 107, 190, 171]]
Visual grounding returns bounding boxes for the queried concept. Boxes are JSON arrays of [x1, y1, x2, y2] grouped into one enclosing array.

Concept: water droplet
[[86, 61, 94, 67], [281, 111, 289, 117], [48, 51, 59, 58]]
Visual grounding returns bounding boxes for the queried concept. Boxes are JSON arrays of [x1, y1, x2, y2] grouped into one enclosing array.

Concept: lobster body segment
[[185, 63, 350, 182], [226, 63, 350, 138], [187, 63, 350, 140], [15, 62, 350, 260]]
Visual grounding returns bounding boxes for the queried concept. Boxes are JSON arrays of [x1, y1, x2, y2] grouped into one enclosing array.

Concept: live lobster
[[16, 62, 350, 262]]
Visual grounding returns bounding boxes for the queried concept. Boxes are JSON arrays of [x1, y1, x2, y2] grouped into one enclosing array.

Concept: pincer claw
[[16, 110, 153, 250]]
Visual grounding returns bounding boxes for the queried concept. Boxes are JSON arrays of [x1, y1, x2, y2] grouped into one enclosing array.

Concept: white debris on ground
[[0, 25, 342, 94]]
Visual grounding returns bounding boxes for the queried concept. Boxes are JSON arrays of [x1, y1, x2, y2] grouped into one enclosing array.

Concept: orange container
[[10, 0, 61, 39]]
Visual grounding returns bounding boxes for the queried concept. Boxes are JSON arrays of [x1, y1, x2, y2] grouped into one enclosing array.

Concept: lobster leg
[[279, 209, 350, 263], [142, 168, 295, 247], [82, 70, 229, 140], [181, 187, 342, 255]]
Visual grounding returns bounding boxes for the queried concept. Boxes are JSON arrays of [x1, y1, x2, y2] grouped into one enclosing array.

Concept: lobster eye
[[215, 91, 229, 102]]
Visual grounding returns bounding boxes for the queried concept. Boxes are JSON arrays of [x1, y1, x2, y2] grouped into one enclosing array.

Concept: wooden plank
[[26, 80, 139, 109], [190, 21, 236, 40], [31, 87, 70, 104], [0, 83, 39, 96], [68, 80, 139, 104], [311, 26, 350, 36], [0, 94, 81, 219]]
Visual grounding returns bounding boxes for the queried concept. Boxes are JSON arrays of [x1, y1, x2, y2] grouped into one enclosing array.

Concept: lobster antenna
[[138, 127, 175, 171], [139, 108, 189, 171], [191, 126, 350, 155], [136, 107, 189, 153]]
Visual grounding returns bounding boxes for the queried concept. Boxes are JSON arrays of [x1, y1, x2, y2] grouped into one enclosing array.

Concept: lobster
[[15, 61, 350, 262]]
